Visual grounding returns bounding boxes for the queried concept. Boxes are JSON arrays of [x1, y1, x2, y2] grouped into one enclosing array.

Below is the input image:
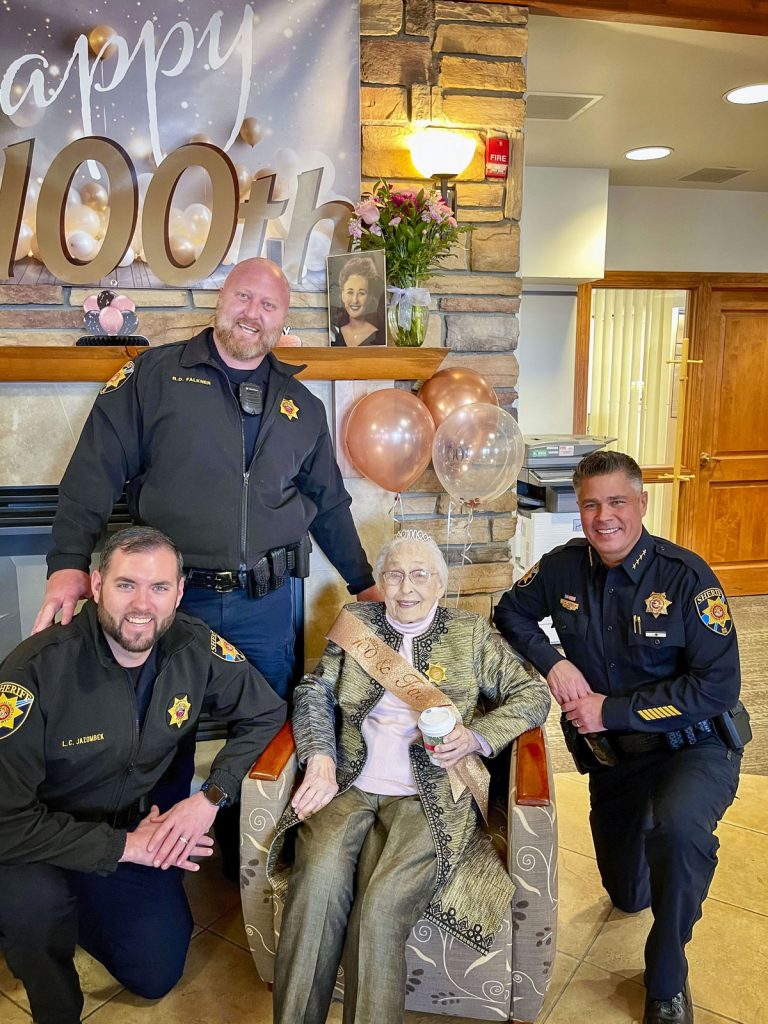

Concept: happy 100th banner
[[0, 0, 360, 289]]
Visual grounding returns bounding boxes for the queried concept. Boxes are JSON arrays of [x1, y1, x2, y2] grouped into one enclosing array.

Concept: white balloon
[[66, 189, 83, 208], [167, 208, 187, 237], [274, 147, 299, 181], [65, 205, 101, 238], [168, 233, 196, 266], [29, 232, 41, 261], [183, 203, 212, 245], [66, 231, 99, 261], [118, 247, 135, 267]]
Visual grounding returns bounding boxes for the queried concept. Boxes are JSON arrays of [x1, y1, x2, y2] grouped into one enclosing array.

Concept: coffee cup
[[418, 706, 456, 766]]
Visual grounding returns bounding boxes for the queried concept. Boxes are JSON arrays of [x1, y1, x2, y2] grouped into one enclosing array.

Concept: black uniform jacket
[[0, 602, 285, 875], [494, 529, 740, 734], [48, 330, 374, 591]]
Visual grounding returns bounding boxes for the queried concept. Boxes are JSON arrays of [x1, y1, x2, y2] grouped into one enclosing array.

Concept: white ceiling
[[525, 15, 768, 191]]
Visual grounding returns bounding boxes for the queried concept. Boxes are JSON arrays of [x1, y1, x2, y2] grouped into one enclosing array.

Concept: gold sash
[[326, 607, 489, 821]]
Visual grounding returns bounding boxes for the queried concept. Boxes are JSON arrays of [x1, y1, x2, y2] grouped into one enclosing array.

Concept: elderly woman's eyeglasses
[[381, 569, 437, 587]]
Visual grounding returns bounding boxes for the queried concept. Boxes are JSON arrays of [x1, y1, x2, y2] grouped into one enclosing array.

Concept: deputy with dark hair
[[494, 451, 747, 1024], [0, 527, 285, 1024]]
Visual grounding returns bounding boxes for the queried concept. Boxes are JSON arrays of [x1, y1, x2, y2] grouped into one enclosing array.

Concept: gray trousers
[[273, 786, 437, 1024]]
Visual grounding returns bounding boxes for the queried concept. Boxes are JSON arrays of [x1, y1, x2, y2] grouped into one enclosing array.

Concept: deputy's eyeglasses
[[381, 569, 437, 587]]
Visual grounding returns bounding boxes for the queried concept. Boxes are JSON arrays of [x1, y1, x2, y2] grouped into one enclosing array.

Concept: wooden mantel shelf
[[0, 346, 448, 383]]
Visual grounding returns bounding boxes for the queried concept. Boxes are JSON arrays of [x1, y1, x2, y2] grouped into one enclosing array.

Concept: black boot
[[643, 981, 693, 1024]]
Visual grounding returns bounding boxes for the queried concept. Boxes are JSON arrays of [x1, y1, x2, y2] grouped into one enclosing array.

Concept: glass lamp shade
[[409, 128, 476, 179]]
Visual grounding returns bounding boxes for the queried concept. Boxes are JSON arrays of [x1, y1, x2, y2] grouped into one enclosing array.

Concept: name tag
[[645, 631, 667, 638]]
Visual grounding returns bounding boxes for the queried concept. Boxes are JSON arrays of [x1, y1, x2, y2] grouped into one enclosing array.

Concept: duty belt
[[613, 718, 714, 755], [185, 539, 311, 597]]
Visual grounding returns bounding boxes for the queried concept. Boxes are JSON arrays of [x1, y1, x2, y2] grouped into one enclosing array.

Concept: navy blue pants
[[588, 735, 740, 1000], [0, 861, 193, 1024], [179, 580, 296, 700]]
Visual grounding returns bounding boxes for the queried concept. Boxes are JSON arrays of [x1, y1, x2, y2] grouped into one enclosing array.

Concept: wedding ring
[[179, 836, 189, 845]]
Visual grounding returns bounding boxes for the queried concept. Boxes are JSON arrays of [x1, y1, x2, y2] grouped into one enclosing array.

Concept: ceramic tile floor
[[2, 771, 766, 1024]]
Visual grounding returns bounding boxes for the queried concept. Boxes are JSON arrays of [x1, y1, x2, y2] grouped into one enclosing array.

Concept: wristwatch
[[201, 780, 230, 808]]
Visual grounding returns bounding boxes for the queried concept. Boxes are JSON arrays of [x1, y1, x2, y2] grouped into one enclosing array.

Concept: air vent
[[678, 167, 749, 183], [526, 92, 603, 122]]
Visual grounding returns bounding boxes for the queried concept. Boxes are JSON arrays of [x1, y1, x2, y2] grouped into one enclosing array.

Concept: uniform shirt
[[494, 529, 740, 734], [208, 337, 271, 468]]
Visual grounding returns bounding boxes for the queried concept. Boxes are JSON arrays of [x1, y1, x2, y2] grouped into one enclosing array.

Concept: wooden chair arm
[[248, 722, 296, 781], [514, 726, 551, 806]]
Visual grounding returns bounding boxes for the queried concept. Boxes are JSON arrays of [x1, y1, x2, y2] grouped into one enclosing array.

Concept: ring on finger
[[179, 836, 189, 845]]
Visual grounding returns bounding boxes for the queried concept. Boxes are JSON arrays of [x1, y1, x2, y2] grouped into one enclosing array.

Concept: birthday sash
[[326, 608, 490, 821]]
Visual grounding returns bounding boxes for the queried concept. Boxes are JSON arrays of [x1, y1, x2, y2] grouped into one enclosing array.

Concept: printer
[[517, 434, 615, 513]]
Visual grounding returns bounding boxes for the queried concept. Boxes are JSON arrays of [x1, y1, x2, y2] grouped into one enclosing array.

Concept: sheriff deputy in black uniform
[[32, 257, 378, 700], [0, 526, 285, 1024], [494, 450, 748, 1024]]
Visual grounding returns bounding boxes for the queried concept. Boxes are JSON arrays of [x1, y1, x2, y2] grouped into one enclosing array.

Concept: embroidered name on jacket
[[171, 375, 212, 386]]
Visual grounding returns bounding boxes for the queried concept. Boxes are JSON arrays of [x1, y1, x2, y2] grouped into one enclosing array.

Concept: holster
[[713, 701, 752, 752], [560, 714, 619, 774]]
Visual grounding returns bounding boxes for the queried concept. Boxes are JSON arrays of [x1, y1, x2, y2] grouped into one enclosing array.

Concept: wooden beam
[[0, 346, 448, 383], [522, 0, 768, 36], [573, 283, 591, 434]]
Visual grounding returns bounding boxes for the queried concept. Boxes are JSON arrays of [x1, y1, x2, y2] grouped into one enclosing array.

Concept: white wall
[[606, 186, 768, 272], [521, 167, 609, 282], [517, 287, 577, 435]]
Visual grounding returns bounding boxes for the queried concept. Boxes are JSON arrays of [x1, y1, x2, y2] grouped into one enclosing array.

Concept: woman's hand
[[291, 754, 339, 821], [432, 724, 481, 769]]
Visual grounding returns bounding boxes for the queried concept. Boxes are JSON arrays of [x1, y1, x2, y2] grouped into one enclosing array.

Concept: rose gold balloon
[[112, 295, 135, 312], [98, 306, 124, 335], [344, 389, 435, 493], [188, 133, 213, 145], [88, 25, 118, 60], [80, 182, 109, 212], [239, 117, 262, 147], [419, 367, 498, 428]]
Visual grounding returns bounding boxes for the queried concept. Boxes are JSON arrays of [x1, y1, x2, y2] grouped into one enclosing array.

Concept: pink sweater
[[354, 603, 490, 796]]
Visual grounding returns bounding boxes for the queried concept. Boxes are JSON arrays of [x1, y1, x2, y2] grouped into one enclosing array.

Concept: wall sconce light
[[408, 128, 476, 213]]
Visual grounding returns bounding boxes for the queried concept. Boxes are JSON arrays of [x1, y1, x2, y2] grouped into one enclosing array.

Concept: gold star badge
[[280, 398, 299, 421], [167, 695, 192, 728], [0, 694, 24, 731], [211, 632, 246, 663], [644, 592, 671, 618], [426, 663, 447, 684], [0, 683, 34, 740]]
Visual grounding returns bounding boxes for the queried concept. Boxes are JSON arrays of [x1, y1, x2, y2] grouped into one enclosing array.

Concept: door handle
[[699, 452, 721, 467]]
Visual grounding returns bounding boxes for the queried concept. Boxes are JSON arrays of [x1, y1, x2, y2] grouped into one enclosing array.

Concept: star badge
[[644, 592, 671, 618], [426, 663, 447, 684], [167, 694, 192, 728], [280, 398, 299, 421], [0, 683, 34, 740]]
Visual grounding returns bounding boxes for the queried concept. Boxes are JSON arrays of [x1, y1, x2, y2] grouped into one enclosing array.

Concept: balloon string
[[454, 505, 474, 609]]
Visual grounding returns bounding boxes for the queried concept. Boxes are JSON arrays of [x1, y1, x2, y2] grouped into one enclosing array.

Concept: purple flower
[[389, 215, 402, 227], [348, 219, 363, 239], [354, 198, 380, 225], [369, 223, 383, 236]]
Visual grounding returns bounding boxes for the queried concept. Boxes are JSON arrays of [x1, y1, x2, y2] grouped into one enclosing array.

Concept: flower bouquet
[[349, 180, 468, 346]]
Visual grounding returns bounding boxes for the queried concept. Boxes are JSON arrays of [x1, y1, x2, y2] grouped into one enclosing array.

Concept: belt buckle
[[214, 571, 238, 593]]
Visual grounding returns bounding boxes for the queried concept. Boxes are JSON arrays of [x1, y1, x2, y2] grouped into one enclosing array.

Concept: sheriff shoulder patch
[[0, 682, 35, 739], [695, 588, 733, 635], [517, 561, 540, 588], [167, 694, 191, 728], [100, 360, 135, 395], [211, 632, 246, 662]]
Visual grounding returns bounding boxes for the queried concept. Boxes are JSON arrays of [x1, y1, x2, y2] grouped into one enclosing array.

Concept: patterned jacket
[[266, 602, 550, 953]]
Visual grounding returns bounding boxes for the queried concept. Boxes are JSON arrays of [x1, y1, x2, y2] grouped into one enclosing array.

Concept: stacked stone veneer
[[0, 0, 526, 638], [361, 0, 526, 618]]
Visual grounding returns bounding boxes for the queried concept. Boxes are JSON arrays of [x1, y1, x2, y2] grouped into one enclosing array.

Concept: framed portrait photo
[[326, 250, 387, 348]]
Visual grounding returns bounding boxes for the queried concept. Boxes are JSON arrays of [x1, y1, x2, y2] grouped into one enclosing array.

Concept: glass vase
[[387, 283, 431, 347]]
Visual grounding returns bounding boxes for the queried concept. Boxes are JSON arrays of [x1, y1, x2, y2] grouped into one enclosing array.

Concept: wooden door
[[685, 287, 768, 595]]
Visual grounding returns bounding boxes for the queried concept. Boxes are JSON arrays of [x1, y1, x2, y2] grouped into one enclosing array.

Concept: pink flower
[[390, 190, 416, 208], [348, 219, 363, 239], [389, 215, 402, 227], [354, 198, 380, 225], [369, 222, 383, 236]]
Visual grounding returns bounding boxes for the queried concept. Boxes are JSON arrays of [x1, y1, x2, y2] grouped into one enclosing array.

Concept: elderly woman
[[268, 531, 550, 1024]]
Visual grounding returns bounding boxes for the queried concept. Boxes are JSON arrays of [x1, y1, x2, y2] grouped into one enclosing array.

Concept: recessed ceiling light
[[724, 83, 768, 105], [625, 146, 673, 161]]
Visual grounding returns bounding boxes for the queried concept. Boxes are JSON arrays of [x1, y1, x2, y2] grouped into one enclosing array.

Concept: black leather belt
[[613, 719, 715, 756], [185, 539, 311, 598]]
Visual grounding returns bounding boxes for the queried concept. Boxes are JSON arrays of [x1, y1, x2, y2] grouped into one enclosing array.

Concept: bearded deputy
[[268, 530, 550, 1024], [33, 257, 378, 696], [494, 450, 750, 1024], [0, 527, 285, 1024]]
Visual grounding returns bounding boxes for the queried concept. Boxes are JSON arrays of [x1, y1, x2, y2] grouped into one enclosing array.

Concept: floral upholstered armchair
[[239, 723, 558, 1022]]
